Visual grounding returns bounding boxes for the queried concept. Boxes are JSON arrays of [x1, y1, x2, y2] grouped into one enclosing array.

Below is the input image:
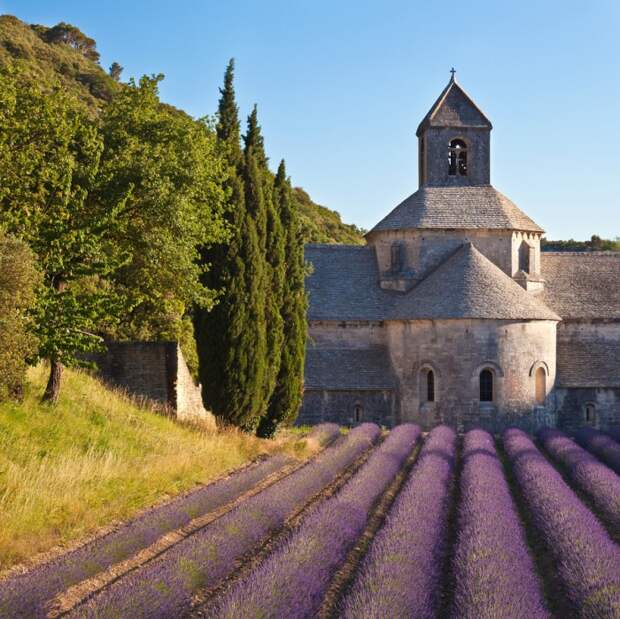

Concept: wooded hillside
[[0, 14, 364, 246]]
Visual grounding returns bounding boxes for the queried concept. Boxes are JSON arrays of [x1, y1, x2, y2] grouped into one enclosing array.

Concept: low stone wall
[[85, 341, 215, 429], [298, 389, 396, 427]]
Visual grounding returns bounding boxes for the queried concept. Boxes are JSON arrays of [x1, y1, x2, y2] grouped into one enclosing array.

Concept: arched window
[[535, 367, 546, 404], [479, 369, 493, 402], [353, 403, 363, 423], [585, 403, 595, 423], [426, 370, 435, 402], [448, 139, 468, 176]]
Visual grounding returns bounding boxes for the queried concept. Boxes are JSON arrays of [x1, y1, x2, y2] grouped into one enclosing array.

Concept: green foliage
[[0, 233, 40, 400], [95, 75, 227, 344], [258, 162, 308, 437], [34, 21, 100, 63], [0, 15, 117, 110], [542, 235, 620, 252], [0, 69, 124, 398], [292, 186, 366, 245], [109, 61, 123, 81]]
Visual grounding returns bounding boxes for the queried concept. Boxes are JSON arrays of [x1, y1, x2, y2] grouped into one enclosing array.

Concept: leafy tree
[[257, 161, 307, 436], [109, 62, 123, 81], [38, 22, 100, 63], [0, 70, 124, 401], [0, 232, 40, 400], [95, 74, 227, 349]]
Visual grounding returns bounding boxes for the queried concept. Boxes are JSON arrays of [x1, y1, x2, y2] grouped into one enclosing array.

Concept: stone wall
[[298, 389, 396, 427], [421, 126, 490, 187], [370, 229, 516, 281], [86, 341, 215, 428], [308, 321, 386, 348], [386, 318, 557, 432], [555, 387, 620, 433]]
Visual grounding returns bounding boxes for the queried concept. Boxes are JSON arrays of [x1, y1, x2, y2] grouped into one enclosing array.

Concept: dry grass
[[0, 365, 306, 571]]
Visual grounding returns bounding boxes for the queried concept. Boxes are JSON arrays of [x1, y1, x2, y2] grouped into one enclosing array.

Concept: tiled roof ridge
[[542, 251, 620, 257], [305, 243, 368, 249]]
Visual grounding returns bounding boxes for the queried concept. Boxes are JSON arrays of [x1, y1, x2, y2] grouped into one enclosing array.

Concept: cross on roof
[[450, 67, 456, 80]]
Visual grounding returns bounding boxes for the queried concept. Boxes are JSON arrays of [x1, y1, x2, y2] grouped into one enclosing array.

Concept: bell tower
[[417, 70, 492, 188]]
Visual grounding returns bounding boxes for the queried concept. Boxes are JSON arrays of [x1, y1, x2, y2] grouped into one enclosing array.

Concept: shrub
[[0, 233, 39, 399]]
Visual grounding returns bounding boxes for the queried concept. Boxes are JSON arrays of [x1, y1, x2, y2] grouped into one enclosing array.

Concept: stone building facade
[[299, 75, 620, 433]]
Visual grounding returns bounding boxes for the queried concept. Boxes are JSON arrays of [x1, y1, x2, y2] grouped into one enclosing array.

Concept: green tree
[[257, 161, 307, 436], [0, 233, 40, 400], [0, 70, 124, 401], [243, 107, 283, 416], [196, 59, 268, 430], [37, 22, 100, 63], [109, 62, 123, 81], [96, 74, 227, 354]]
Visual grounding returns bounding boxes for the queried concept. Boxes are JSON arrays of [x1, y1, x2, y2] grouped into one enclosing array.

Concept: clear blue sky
[[3, 0, 619, 239]]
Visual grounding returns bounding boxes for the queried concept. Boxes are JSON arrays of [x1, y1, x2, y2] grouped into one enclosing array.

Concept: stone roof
[[541, 252, 620, 320], [368, 186, 544, 235], [304, 346, 395, 390], [305, 244, 388, 321], [557, 336, 620, 388], [387, 243, 560, 321], [369, 185, 543, 234], [416, 77, 492, 136], [306, 242, 559, 322]]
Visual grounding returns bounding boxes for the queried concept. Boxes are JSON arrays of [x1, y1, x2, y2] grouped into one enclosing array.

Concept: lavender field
[[1, 424, 620, 618]]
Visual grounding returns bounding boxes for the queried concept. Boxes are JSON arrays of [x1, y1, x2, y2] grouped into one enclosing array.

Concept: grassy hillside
[[0, 14, 365, 246], [0, 366, 306, 571]]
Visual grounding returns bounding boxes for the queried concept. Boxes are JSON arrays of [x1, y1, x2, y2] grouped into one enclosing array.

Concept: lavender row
[[207, 424, 421, 619], [574, 427, 620, 475], [0, 452, 293, 619], [451, 429, 548, 619], [306, 422, 341, 446], [67, 423, 381, 619], [340, 425, 456, 619], [539, 428, 620, 536], [503, 428, 620, 618]]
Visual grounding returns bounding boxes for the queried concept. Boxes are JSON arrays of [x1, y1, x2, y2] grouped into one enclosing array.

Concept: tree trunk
[[43, 358, 63, 404]]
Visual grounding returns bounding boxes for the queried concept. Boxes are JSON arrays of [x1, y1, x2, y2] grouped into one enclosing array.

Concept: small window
[[426, 370, 435, 403], [448, 139, 468, 176], [353, 404, 363, 423], [519, 240, 531, 273], [480, 369, 493, 402], [390, 243, 402, 273], [535, 367, 546, 405], [585, 403, 595, 423]]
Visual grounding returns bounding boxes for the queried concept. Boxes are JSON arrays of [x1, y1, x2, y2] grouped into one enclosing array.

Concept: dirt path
[[47, 459, 305, 618], [189, 438, 382, 617], [316, 440, 422, 619]]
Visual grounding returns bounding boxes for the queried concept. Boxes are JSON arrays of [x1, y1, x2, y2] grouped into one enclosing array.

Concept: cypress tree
[[257, 161, 308, 437], [243, 108, 285, 426], [196, 59, 267, 429]]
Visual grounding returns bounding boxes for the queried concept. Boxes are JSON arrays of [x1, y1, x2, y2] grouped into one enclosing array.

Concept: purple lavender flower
[[65, 423, 381, 619], [451, 429, 548, 619], [206, 424, 421, 619], [574, 427, 620, 476], [504, 428, 620, 618], [0, 453, 292, 619], [340, 425, 456, 619], [306, 422, 341, 446], [539, 428, 620, 536]]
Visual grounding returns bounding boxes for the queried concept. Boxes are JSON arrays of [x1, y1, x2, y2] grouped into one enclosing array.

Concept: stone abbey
[[299, 74, 620, 432]]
